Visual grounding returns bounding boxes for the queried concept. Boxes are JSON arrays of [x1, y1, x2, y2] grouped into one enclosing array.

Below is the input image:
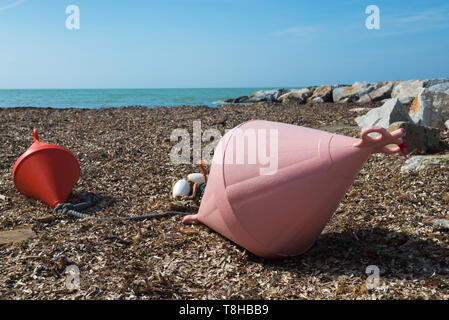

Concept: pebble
[[433, 219, 449, 229]]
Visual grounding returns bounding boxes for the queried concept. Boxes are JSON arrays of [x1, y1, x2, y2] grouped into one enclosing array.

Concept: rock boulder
[[310, 85, 333, 102], [249, 89, 289, 102], [355, 98, 411, 130], [401, 154, 449, 172], [333, 81, 381, 103], [409, 88, 449, 129], [392, 78, 449, 100], [277, 88, 312, 104], [310, 96, 324, 103], [391, 79, 426, 100], [387, 121, 440, 154], [428, 81, 449, 94], [358, 81, 394, 103]]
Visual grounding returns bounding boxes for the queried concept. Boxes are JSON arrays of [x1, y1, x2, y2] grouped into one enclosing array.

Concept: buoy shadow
[[256, 227, 449, 281]]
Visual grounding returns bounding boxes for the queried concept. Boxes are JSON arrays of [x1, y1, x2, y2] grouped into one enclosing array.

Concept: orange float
[[12, 129, 80, 208]]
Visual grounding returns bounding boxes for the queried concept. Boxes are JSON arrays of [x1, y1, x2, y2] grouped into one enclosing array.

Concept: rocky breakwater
[[226, 77, 449, 106]]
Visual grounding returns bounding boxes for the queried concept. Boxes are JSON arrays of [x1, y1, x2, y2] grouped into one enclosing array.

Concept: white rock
[[433, 219, 449, 229], [333, 81, 381, 103], [445, 120, 449, 130], [278, 88, 310, 98], [355, 98, 411, 131], [401, 155, 449, 172], [426, 78, 449, 88], [311, 96, 324, 103], [358, 81, 395, 103], [409, 88, 449, 129], [391, 78, 449, 100], [249, 89, 288, 102], [187, 173, 208, 184], [277, 88, 311, 104], [310, 85, 333, 102], [428, 82, 449, 94], [391, 79, 425, 100], [172, 179, 191, 198]]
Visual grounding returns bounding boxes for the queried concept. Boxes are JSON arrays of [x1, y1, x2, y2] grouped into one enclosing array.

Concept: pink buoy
[[183, 120, 405, 258]]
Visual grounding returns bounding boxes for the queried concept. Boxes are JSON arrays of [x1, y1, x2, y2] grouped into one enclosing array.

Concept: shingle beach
[[1, 101, 449, 299]]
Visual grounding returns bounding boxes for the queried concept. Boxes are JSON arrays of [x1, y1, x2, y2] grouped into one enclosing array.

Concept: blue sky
[[1, 0, 448, 89]]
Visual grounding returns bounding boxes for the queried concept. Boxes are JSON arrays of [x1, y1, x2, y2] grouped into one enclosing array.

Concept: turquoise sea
[[0, 88, 277, 109]]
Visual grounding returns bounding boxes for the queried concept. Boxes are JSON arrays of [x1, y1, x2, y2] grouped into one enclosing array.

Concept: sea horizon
[[0, 87, 301, 109]]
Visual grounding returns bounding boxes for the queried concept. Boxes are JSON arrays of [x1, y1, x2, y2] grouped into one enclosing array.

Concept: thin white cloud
[[367, 22, 449, 39], [0, 0, 26, 12], [396, 9, 449, 23], [272, 25, 321, 37]]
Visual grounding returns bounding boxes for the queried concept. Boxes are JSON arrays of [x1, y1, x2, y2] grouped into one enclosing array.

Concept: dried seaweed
[[0, 102, 448, 300]]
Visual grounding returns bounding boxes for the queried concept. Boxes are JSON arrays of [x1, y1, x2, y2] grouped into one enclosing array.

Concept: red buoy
[[12, 129, 80, 208]]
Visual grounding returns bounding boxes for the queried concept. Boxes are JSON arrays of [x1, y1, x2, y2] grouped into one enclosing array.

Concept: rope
[[54, 193, 193, 221]]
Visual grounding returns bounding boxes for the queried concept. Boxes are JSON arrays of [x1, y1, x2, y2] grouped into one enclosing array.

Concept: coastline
[[0, 88, 277, 109], [1, 102, 449, 299]]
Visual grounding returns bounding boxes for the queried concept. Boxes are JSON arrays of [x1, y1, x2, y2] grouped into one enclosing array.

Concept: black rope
[[54, 193, 193, 221]]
